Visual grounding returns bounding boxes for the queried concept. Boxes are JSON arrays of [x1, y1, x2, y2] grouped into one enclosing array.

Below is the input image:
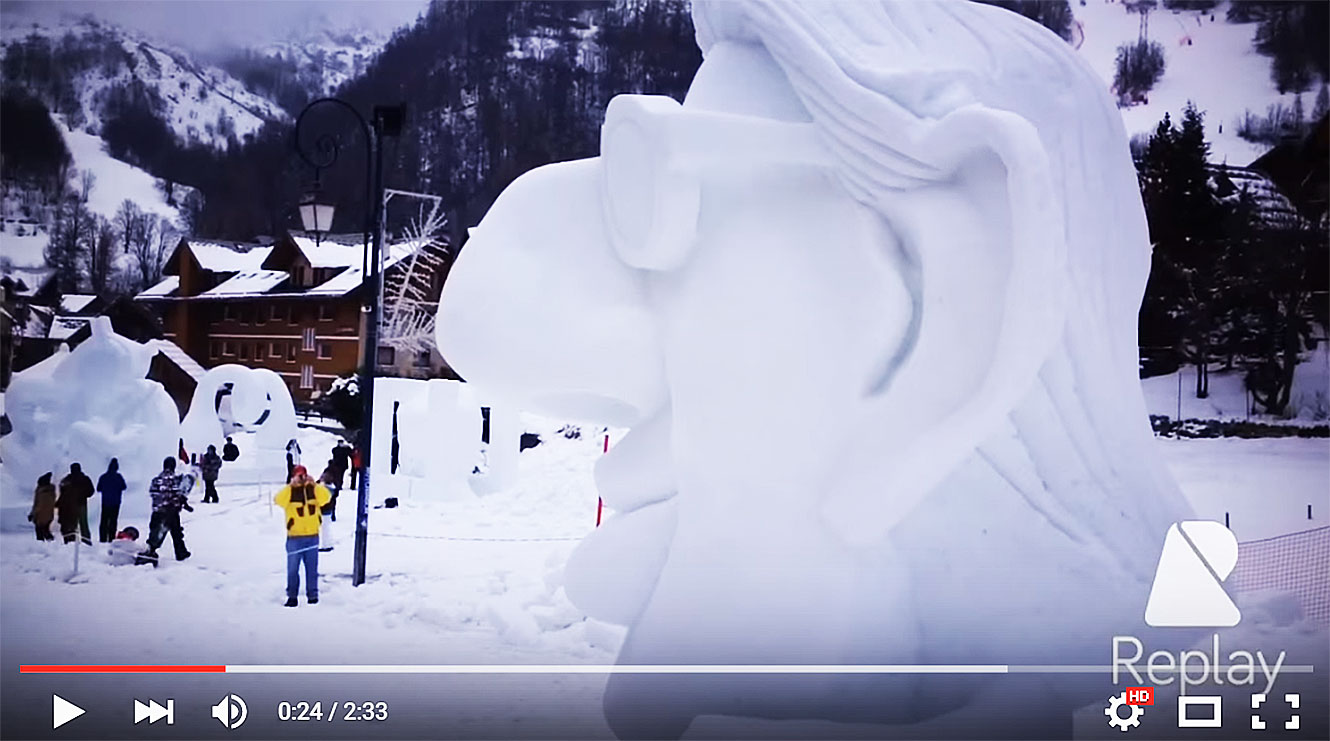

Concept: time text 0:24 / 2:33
[[277, 700, 389, 722]]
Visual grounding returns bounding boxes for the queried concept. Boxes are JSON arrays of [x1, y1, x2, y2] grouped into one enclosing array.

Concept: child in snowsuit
[[108, 526, 141, 565], [222, 437, 240, 462], [28, 472, 56, 541], [275, 465, 331, 607]]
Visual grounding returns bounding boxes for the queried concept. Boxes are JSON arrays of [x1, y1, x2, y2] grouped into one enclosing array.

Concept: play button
[[53, 694, 85, 729]]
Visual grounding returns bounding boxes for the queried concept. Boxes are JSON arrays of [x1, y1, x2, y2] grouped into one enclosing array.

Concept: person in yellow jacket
[[275, 465, 331, 607]]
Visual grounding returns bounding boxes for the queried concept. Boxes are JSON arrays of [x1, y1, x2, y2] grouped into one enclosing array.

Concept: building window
[[222, 341, 234, 356], [270, 305, 282, 322], [286, 306, 295, 324], [209, 342, 219, 359], [301, 327, 316, 352], [270, 342, 282, 358], [286, 344, 296, 363], [377, 346, 395, 366], [414, 350, 431, 368], [300, 364, 314, 389], [255, 304, 266, 325], [238, 306, 251, 325], [239, 344, 250, 360], [318, 304, 333, 321], [223, 305, 235, 321], [318, 342, 332, 360]]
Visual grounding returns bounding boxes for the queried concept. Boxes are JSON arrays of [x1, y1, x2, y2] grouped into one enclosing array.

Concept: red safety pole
[[597, 432, 609, 526]]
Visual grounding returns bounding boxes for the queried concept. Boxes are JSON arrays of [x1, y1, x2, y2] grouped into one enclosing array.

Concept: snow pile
[[0, 317, 179, 528]]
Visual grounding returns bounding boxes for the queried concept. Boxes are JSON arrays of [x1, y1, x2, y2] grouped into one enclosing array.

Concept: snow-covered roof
[[289, 234, 368, 269], [1, 266, 55, 297], [0, 229, 50, 269], [59, 294, 96, 313], [199, 269, 289, 298], [17, 305, 54, 339], [47, 315, 90, 340], [145, 338, 205, 381], [137, 275, 179, 298], [302, 239, 424, 296], [1210, 165, 1308, 231], [186, 241, 272, 273]]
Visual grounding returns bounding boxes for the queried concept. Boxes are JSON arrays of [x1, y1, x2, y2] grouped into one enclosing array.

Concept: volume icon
[[212, 694, 248, 729], [133, 698, 174, 725]]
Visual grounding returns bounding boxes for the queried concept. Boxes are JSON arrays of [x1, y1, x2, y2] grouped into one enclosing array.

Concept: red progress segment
[[21, 665, 226, 674]]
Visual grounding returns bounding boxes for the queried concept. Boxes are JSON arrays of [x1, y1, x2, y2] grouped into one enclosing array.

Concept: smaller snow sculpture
[[180, 365, 297, 468], [371, 378, 484, 500], [1, 317, 180, 525]]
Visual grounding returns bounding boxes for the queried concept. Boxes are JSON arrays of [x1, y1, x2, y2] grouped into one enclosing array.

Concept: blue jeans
[[286, 536, 320, 600]]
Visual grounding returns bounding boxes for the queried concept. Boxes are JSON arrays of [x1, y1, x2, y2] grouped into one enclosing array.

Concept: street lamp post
[[292, 97, 405, 587]]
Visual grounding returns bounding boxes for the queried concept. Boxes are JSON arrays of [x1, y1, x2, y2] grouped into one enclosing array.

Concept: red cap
[[293, 465, 308, 477]]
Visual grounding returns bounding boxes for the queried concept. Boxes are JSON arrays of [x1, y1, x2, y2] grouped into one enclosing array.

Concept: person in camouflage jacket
[[137, 457, 195, 565]]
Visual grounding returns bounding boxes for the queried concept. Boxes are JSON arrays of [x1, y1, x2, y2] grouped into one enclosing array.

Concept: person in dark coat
[[222, 436, 240, 462], [318, 459, 341, 522], [330, 440, 352, 488], [56, 463, 95, 544], [96, 458, 127, 542], [137, 457, 195, 565], [28, 472, 57, 541], [285, 439, 301, 481], [199, 445, 223, 503]]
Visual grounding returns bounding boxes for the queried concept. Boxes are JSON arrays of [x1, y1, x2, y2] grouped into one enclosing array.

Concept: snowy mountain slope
[[56, 119, 179, 222], [1073, 0, 1306, 165], [250, 27, 389, 97], [1, 16, 288, 151]]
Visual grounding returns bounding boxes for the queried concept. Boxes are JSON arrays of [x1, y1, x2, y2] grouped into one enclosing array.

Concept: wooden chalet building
[[135, 231, 450, 401]]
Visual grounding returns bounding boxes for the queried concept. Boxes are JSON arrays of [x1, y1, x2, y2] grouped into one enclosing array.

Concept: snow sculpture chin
[[438, 0, 1193, 736], [181, 364, 297, 476], [1, 317, 179, 525]]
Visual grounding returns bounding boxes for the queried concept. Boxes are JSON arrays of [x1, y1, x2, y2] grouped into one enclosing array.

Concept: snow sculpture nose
[[435, 157, 667, 427]]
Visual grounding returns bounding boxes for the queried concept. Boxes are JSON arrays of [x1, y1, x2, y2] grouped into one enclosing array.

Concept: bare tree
[[131, 214, 174, 289], [88, 215, 117, 296]]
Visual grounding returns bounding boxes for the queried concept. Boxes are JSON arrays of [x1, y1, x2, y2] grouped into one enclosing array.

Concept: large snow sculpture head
[[1, 317, 180, 525], [438, 0, 1192, 735]]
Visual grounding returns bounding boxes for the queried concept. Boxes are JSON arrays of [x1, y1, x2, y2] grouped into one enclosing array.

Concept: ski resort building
[[134, 232, 452, 401]]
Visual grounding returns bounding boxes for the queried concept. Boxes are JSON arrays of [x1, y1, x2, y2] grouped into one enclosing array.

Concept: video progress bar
[[19, 664, 1317, 675]]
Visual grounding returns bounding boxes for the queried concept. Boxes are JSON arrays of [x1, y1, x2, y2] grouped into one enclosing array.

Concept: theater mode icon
[[1144, 521, 1240, 627]]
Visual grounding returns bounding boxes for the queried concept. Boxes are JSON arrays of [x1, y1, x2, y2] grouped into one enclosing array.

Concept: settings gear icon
[[1105, 693, 1145, 732]]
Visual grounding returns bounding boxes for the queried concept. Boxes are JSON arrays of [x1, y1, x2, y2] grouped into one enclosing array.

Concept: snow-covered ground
[[1142, 340, 1330, 423], [1073, 0, 1307, 165], [2, 406, 1324, 662]]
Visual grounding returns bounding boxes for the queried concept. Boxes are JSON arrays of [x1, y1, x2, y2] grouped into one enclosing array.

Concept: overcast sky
[[3, 0, 430, 52]]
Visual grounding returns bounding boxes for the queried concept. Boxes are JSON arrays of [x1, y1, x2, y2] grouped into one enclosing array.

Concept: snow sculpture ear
[[821, 105, 1068, 547]]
